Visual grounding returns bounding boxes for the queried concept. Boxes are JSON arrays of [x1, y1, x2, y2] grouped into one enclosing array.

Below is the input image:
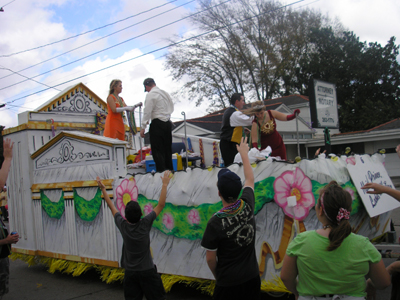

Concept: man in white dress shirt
[[140, 78, 174, 172], [219, 93, 253, 166]]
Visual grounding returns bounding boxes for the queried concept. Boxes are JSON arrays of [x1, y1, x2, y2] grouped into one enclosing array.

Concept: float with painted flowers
[[3, 82, 397, 295]]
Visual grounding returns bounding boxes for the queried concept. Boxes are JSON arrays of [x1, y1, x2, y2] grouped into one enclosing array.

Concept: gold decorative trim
[[31, 179, 113, 192], [38, 83, 107, 113], [11, 248, 119, 268], [61, 193, 113, 200], [3, 122, 96, 136], [2, 124, 29, 135]]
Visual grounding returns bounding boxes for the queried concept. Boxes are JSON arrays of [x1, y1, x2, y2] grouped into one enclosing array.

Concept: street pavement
[[5, 257, 396, 300]]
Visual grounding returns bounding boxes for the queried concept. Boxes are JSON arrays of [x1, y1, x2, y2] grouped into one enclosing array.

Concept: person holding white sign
[[280, 181, 390, 300], [362, 183, 400, 202]]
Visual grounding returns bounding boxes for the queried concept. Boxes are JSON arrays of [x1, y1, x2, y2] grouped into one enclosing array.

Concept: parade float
[[3, 82, 400, 295]]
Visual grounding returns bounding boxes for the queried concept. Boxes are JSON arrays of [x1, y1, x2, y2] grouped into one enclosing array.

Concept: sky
[[0, 0, 399, 130]]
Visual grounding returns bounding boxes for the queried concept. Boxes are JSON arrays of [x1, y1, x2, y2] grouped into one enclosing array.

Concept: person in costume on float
[[281, 181, 390, 300], [244, 101, 299, 160], [219, 93, 253, 166], [202, 137, 260, 300], [96, 171, 172, 300], [103, 79, 137, 141]]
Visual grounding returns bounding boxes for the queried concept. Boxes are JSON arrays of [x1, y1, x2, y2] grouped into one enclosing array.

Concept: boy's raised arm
[[154, 171, 172, 217], [236, 137, 254, 189], [96, 177, 118, 216]]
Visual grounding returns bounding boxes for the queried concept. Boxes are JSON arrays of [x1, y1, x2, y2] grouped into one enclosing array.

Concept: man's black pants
[[149, 118, 173, 172], [220, 139, 238, 167]]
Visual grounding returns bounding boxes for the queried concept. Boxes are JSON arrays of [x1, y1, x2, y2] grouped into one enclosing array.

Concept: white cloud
[[114, 1, 194, 44], [307, 0, 400, 45]]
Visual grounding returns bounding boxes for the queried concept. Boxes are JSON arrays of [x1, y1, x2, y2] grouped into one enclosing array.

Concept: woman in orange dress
[[104, 79, 134, 141]]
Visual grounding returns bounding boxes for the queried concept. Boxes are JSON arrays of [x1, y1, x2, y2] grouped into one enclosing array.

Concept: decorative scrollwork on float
[[55, 93, 92, 113], [36, 140, 109, 168]]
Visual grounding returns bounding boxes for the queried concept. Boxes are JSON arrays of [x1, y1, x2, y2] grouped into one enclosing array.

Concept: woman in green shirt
[[280, 181, 390, 299]]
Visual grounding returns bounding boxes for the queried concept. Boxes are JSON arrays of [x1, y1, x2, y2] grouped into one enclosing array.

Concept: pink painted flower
[[346, 157, 356, 166], [143, 203, 153, 216], [116, 178, 138, 218], [188, 209, 200, 225], [274, 168, 315, 221], [344, 187, 355, 201], [162, 213, 174, 231]]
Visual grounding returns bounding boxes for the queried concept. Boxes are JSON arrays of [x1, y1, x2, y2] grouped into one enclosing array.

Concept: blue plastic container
[[145, 155, 177, 172]]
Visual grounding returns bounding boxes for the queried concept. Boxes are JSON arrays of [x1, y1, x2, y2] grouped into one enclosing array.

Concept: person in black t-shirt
[[201, 137, 260, 300]]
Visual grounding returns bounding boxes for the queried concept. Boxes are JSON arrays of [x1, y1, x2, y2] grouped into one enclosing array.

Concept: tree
[[295, 27, 400, 132], [165, 0, 326, 111]]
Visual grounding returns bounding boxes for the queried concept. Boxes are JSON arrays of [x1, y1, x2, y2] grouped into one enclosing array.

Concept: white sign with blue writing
[[347, 155, 400, 217]]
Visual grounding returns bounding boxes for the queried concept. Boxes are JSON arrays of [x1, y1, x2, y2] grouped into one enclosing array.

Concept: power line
[[0, 0, 178, 58], [0, 0, 15, 10], [0, 0, 196, 88], [0, 0, 192, 82], [7, 52, 169, 109], [0, 42, 168, 109], [0, 0, 215, 91], [0, 65, 61, 92], [4, 0, 304, 106]]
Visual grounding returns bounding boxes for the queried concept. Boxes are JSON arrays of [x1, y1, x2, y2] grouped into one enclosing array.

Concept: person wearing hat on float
[[140, 78, 174, 172], [243, 100, 300, 160], [96, 171, 172, 300], [220, 93, 253, 166], [201, 137, 260, 300]]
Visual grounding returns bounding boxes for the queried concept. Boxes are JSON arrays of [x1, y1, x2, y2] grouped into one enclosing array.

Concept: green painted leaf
[[74, 188, 102, 222], [41, 190, 65, 219]]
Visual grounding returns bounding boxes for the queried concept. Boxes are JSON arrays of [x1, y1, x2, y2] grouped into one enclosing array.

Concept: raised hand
[[3, 138, 13, 160], [361, 182, 386, 194], [96, 176, 106, 190], [236, 137, 249, 154], [161, 170, 172, 186]]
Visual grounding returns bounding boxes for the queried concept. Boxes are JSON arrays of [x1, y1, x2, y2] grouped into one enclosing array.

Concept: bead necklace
[[323, 224, 330, 230], [113, 93, 124, 116], [113, 93, 124, 107], [215, 199, 245, 218]]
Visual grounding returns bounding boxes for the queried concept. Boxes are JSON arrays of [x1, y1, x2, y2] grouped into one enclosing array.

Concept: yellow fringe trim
[[161, 274, 290, 296], [261, 275, 290, 294], [97, 265, 125, 284], [10, 253, 290, 294], [10, 253, 123, 283], [161, 274, 215, 295]]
